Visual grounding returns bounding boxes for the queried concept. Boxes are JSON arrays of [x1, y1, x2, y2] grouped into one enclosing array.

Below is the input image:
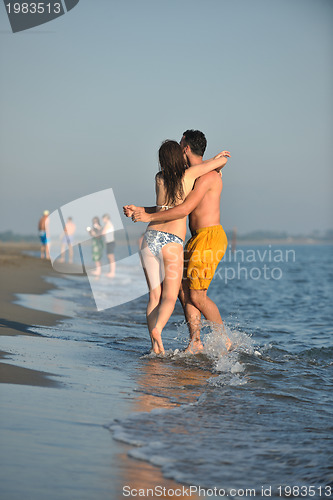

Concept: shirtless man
[[128, 130, 230, 352], [59, 217, 76, 263], [38, 210, 50, 260]]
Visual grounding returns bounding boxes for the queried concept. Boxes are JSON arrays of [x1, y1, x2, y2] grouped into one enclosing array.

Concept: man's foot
[[107, 272, 115, 278], [151, 327, 165, 355], [225, 337, 233, 351], [212, 324, 232, 352], [185, 339, 204, 354]]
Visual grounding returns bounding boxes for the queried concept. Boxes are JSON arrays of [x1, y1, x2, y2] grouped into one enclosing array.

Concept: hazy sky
[[0, 0, 332, 235]]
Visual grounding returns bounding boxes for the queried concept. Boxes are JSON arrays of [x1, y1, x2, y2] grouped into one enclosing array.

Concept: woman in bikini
[[124, 140, 230, 354]]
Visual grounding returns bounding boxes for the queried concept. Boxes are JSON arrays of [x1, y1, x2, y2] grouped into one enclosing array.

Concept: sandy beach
[[0, 242, 69, 386], [0, 242, 200, 500]]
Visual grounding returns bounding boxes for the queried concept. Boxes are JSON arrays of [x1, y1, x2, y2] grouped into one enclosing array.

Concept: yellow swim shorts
[[184, 225, 228, 290]]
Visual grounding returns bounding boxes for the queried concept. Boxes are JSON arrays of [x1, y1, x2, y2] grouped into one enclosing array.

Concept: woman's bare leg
[[151, 244, 183, 354], [146, 288, 161, 348], [140, 246, 163, 349]]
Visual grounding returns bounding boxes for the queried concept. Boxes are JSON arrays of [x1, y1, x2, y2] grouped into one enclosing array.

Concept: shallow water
[[17, 245, 333, 498]]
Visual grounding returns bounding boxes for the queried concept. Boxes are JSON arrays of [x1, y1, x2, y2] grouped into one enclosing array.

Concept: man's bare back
[[188, 170, 223, 233]]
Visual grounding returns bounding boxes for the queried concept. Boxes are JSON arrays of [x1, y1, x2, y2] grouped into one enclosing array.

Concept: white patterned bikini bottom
[[143, 229, 184, 257]]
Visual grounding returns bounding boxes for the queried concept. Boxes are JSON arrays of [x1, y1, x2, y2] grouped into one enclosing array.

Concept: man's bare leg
[[179, 280, 204, 353], [190, 289, 232, 350], [107, 253, 115, 278], [68, 244, 73, 264], [59, 243, 66, 262], [190, 289, 222, 323]]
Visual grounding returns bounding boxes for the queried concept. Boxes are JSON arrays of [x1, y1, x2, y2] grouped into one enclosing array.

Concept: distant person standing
[[102, 213, 116, 278], [59, 217, 76, 263], [88, 217, 104, 276], [38, 210, 50, 259]]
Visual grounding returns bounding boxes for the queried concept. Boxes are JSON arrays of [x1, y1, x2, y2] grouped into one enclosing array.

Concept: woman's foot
[[107, 272, 115, 278], [151, 327, 165, 355]]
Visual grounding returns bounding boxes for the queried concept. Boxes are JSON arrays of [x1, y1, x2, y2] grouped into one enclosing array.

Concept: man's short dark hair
[[182, 129, 207, 157]]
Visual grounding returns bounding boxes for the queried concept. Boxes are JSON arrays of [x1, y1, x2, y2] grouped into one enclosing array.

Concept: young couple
[[124, 130, 230, 355], [88, 214, 116, 277]]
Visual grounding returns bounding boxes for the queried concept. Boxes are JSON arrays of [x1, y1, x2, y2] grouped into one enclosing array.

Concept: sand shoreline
[[0, 242, 200, 499], [0, 243, 71, 387], [0, 242, 69, 386]]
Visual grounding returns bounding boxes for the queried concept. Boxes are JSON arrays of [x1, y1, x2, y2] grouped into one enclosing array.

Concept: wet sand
[[0, 242, 199, 500], [0, 242, 68, 386]]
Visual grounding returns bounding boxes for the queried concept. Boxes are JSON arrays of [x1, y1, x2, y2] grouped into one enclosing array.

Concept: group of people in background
[[38, 212, 116, 278], [87, 214, 116, 278]]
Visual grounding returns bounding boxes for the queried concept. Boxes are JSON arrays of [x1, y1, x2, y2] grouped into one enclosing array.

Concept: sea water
[[18, 244, 333, 498]]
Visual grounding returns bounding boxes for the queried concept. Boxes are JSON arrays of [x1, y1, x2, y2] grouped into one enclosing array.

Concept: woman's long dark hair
[[158, 140, 186, 206]]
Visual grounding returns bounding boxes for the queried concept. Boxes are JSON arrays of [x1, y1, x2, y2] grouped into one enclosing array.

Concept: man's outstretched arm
[[123, 205, 157, 217], [130, 176, 211, 223]]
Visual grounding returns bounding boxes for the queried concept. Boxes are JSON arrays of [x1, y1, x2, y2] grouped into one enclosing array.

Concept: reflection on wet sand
[[134, 357, 211, 411], [114, 356, 212, 499], [115, 449, 200, 500]]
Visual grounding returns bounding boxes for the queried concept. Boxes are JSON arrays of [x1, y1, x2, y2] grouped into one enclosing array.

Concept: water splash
[[200, 321, 255, 386], [143, 319, 257, 386]]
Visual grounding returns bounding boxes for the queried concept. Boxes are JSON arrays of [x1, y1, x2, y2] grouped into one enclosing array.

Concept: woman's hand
[[214, 150, 231, 159], [131, 207, 151, 223], [123, 205, 137, 217]]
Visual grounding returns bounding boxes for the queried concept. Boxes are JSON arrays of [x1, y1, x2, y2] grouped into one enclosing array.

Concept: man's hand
[[131, 207, 151, 223], [123, 205, 137, 217]]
